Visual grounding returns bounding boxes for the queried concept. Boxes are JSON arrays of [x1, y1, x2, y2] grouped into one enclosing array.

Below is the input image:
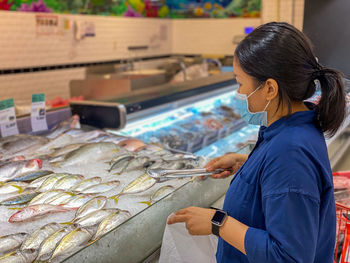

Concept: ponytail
[[315, 67, 346, 137]]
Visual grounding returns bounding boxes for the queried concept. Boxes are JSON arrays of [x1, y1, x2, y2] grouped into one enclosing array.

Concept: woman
[[167, 22, 346, 262]]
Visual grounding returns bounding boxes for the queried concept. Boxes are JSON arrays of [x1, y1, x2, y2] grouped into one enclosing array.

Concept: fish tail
[[139, 201, 151, 207]]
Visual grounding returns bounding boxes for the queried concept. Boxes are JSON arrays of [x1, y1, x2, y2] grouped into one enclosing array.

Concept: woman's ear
[[265, 78, 279, 101]]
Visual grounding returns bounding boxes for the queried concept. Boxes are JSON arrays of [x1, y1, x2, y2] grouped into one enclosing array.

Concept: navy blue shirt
[[216, 110, 336, 263]]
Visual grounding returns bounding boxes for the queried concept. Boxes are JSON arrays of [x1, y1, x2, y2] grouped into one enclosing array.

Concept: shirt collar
[[258, 107, 317, 141]]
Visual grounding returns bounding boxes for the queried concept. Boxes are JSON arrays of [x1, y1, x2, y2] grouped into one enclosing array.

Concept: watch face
[[212, 210, 227, 226]]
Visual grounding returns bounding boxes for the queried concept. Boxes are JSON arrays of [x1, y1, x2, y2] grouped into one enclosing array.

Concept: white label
[[31, 94, 48, 132], [0, 99, 19, 137]]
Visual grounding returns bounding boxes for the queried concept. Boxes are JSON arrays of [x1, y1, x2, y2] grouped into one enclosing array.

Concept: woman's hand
[[205, 153, 248, 179], [167, 207, 216, 235]]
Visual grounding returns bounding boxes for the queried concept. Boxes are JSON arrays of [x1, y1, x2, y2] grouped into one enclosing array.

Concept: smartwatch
[[211, 209, 228, 237]]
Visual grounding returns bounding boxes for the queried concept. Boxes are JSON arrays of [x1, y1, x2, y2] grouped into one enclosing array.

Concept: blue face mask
[[235, 85, 271, 126]]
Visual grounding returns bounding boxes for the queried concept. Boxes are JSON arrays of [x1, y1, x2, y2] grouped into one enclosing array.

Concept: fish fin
[[11, 185, 24, 194], [139, 201, 151, 207], [109, 195, 120, 204], [113, 172, 121, 176], [87, 238, 99, 246], [50, 162, 61, 168], [60, 221, 73, 225], [8, 207, 23, 210], [189, 177, 196, 182], [0, 181, 4, 186]]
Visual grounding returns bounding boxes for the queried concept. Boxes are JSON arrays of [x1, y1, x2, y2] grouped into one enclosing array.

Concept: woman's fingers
[[210, 170, 231, 179], [167, 214, 188, 224]]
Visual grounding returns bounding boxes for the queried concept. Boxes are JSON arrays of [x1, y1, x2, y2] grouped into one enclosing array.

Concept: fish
[[44, 192, 76, 206], [118, 139, 145, 152], [9, 205, 74, 223], [69, 130, 107, 142], [50, 227, 91, 261], [93, 210, 131, 240], [0, 233, 28, 257], [73, 209, 117, 227], [45, 115, 81, 139], [0, 249, 37, 263], [37, 173, 71, 192], [107, 154, 135, 173], [110, 174, 157, 204], [51, 174, 84, 190], [47, 143, 85, 159], [28, 190, 64, 206], [74, 196, 107, 220], [0, 156, 26, 166], [10, 170, 53, 183], [0, 134, 49, 157], [27, 174, 55, 189], [50, 142, 123, 167], [35, 134, 76, 154], [63, 194, 94, 209], [35, 225, 77, 262], [0, 160, 42, 182], [69, 177, 102, 192], [0, 182, 28, 194], [0, 191, 40, 206], [140, 185, 175, 206], [21, 223, 62, 251], [79, 181, 120, 194]]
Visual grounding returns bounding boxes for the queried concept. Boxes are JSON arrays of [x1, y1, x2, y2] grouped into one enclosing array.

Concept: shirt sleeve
[[244, 144, 321, 263]]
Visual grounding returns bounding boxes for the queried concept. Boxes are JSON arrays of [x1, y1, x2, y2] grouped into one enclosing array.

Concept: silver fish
[[20, 223, 61, 250], [37, 173, 71, 192], [10, 170, 53, 183], [63, 194, 94, 209], [75, 196, 107, 220], [35, 225, 77, 262], [0, 134, 49, 157], [51, 175, 84, 190], [0, 160, 42, 182], [0, 233, 28, 257], [45, 115, 81, 139], [107, 154, 135, 173], [9, 205, 74, 223], [141, 185, 175, 206], [27, 174, 54, 189], [0, 191, 39, 206], [28, 190, 64, 206], [73, 209, 117, 227], [93, 210, 131, 240], [0, 249, 37, 263], [69, 177, 102, 192], [51, 143, 123, 167], [50, 227, 92, 260], [44, 192, 76, 206], [110, 174, 157, 203], [0, 182, 28, 195], [47, 143, 85, 159], [79, 180, 120, 194]]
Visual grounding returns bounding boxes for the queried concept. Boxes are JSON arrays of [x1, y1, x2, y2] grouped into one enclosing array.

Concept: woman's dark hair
[[235, 22, 346, 137]]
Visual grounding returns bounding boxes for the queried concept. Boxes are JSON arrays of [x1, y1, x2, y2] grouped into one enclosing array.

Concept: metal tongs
[[147, 168, 230, 182]]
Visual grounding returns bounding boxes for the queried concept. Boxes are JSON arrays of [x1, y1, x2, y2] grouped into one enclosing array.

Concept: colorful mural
[[0, 0, 261, 18]]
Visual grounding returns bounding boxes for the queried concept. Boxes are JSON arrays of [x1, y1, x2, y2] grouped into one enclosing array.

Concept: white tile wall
[[0, 0, 305, 105]]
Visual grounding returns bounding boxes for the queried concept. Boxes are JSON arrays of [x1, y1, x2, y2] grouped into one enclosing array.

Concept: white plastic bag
[[159, 214, 218, 263]]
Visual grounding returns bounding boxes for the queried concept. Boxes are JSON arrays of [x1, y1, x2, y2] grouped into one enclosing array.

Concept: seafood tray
[[0, 116, 219, 263]]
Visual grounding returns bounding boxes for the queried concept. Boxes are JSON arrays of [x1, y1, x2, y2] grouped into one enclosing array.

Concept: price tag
[[31, 93, 48, 132], [0, 98, 19, 137]]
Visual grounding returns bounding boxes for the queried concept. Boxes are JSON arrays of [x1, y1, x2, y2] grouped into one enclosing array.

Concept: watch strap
[[212, 223, 220, 236]]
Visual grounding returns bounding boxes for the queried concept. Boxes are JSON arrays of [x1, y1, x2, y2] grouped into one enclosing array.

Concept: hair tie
[[311, 69, 323, 80]]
